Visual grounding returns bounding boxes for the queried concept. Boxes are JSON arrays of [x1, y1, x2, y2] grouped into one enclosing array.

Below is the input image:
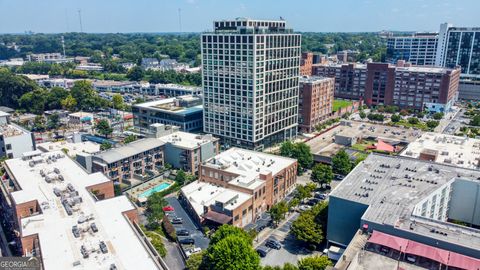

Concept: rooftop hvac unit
[[54, 168, 60, 174], [53, 188, 62, 197]]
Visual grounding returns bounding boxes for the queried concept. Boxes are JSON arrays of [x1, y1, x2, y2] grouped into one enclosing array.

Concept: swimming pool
[[139, 182, 172, 198]]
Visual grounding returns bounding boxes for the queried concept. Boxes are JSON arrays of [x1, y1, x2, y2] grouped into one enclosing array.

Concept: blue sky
[[0, 0, 479, 33]]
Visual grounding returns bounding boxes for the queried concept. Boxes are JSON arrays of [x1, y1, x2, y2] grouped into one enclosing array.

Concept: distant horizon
[[0, 30, 425, 35], [1, 0, 478, 33]]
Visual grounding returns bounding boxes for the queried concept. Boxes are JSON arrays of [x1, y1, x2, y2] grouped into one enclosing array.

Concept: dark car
[[265, 239, 281, 250], [314, 193, 327, 200], [179, 238, 195, 245], [256, 246, 270, 257], [90, 222, 98, 233], [172, 217, 183, 224], [177, 229, 189, 236], [72, 225, 80, 238], [306, 199, 318, 206]]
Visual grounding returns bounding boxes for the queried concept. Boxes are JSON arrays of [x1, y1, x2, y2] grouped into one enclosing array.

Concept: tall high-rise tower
[[201, 18, 301, 150]]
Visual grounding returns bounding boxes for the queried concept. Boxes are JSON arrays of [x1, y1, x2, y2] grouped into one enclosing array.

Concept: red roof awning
[[448, 252, 480, 270], [405, 241, 449, 264], [376, 139, 395, 152], [203, 211, 232, 225], [368, 231, 408, 252]]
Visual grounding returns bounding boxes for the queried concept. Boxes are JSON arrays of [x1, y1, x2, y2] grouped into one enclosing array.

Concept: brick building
[[313, 61, 461, 112], [180, 148, 297, 228], [300, 52, 313, 76], [298, 76, 335, 133], [0, 151, 161, 269]]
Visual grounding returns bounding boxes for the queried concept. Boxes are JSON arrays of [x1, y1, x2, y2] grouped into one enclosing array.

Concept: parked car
[[179, 238, 195, 245], [265, 239, 281, 250], [314, 193, 327, 200], [72, 225, 80, 238], [298, 205, 311, 212], [177, 229, 189, 236], [256, 246, 271, 257], [185, 247, 202, 257], [172, 217, 183, 224], [163, 205, 175, 212]]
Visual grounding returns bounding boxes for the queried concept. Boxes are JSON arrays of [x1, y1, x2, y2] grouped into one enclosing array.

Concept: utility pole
[[77, 9, 83, 32], [178, 8, 182, 32]]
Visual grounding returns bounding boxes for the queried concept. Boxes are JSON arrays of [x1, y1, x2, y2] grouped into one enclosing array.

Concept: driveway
[[165, 197, 210, 249], [162, 239, 186, 270]]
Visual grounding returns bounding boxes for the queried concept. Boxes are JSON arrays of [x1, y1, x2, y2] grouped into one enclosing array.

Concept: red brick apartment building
[[180, 148, 297, 228], [298, 76, 335, 133], [313, 61, 461, 112]]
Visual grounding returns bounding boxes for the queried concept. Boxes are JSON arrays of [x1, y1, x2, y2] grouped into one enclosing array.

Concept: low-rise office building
[[180, 148, 297, 228], [133, 95, 203, 132], [92, 138, 165, 184], [0, 151, 162, 269], [0, 112, 35, 158], [328, 154, 480, 259], [298, 76, 335, 133]]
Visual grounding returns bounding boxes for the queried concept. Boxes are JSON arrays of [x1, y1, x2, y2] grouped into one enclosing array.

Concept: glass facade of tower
[[443, 28, 480, 76], [201, 19, 301, 150]]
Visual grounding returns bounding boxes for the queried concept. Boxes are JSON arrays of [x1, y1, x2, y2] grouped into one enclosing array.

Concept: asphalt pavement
[[165, 197, 210, 249]]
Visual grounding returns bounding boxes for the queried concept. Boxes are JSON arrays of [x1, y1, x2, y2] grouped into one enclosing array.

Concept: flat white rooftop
[[181, 180, 251, 216], [5, 151, 159, 270], [204, 147, 296, 190], [37, 141, 100, 157], [401, 132, 480, 170], [159, 132, 217, 150]]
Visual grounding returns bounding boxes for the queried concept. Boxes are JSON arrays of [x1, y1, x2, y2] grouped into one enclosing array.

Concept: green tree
[[186, 251, 204, 270], [124, 134, 137, 144], [18, 88, 48, 114], [209, 225, 252, 246], [311, 164, 333, 187], [32, 115, 46, 131], [432, 112, 444, 120], [470, 115, 480, 126], [269, 201, 289, 225], [426, 120, 439, 129], [95, 119, 113, 137], [291, 210, 323, 247], [46, 113, 60, 130], [100, 141, 112, 150], [0, 68, 39, 108], [61, 94, 77, 111], [175, 169, 187, 186], [408, 117, 419, 125], [332, 149, 353, 175], [146, 192, 168, 228], [112, 93, 125, 110], [70, 80, 107, 111], [126, 66, 145, 81], [46, 87, 69, 109], [207, 235, 259, 270], [280, 141, 313, 175], [390, 114, 401, 123], [298, 255, 332, 270], [359, 111, 366, 119]]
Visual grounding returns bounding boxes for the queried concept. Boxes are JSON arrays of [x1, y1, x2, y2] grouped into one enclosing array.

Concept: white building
[[202, 18, 301, 150], [0, 151, 162, 269], [386, 33, 438, 66], [0, 112, 35, 158]]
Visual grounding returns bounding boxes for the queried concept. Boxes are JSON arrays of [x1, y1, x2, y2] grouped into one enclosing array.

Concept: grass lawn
[[333, 99, 353, 112], [395, 119, 429, 131]]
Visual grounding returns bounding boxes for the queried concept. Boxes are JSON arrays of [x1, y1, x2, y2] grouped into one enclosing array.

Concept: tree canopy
[[280, 141, 313, 174], [311, 164, 334, 187], [332, 149, 353, 175], [0, 68, 39, 108], [297, 255, 332, 270]]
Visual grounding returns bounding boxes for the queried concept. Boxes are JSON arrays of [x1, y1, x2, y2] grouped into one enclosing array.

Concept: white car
[[185, 247, 202, 257], [298, 205, 312, 212]]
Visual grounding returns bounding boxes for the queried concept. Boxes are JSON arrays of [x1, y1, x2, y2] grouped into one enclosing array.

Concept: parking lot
[[165, 197, 210, 249], [257, 212, 323, 266]]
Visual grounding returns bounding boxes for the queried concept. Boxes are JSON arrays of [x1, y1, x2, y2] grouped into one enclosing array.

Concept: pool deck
[[126, 176, 174, 202]]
